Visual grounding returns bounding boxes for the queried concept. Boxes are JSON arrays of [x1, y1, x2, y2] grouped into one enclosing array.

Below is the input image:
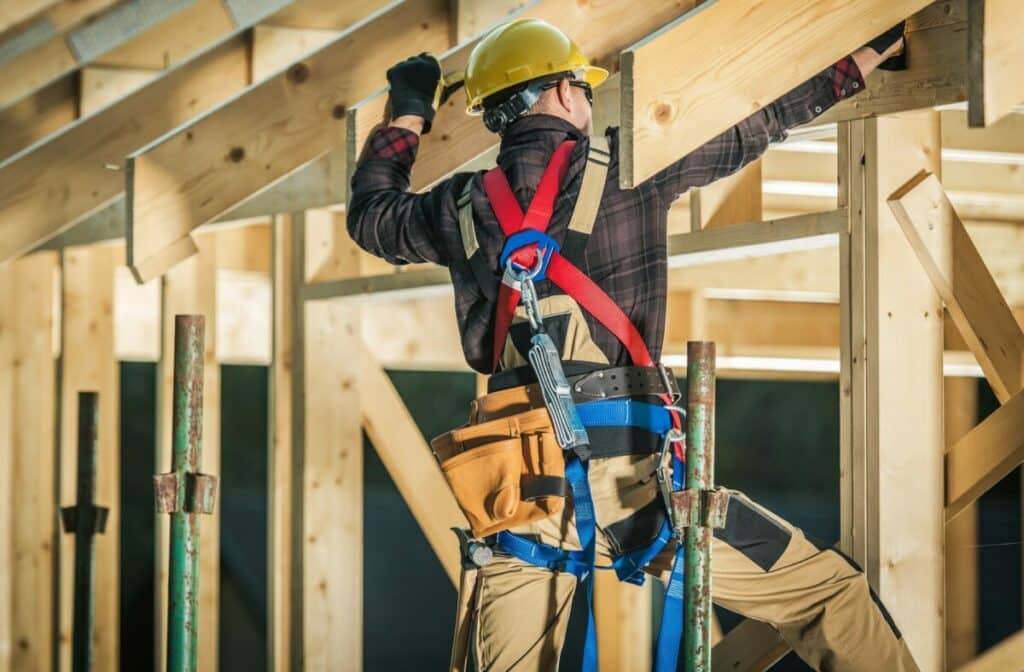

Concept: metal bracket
[[452, 527, 493, 569], [60, 505, 110, 535], [153, 472, 218, 514], [670, 488, 730, 533]]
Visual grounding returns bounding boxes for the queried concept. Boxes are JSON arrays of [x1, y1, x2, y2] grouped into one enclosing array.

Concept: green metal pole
[[164, 315, 206, 672], [684, 341, 716, 672], [60, 391, 109, 672]]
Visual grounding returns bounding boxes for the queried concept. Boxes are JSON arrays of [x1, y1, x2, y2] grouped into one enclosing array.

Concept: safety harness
[[453, 137, 690, 672]]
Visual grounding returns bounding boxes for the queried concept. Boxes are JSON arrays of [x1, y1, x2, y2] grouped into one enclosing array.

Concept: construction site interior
[[0, 0, 1022, 670]]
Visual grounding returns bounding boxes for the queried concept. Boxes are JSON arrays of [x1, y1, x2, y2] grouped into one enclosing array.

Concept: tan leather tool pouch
[[431, 407, 566, 538]]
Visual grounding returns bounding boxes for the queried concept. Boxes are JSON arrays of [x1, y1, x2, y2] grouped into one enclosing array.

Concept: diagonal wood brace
[[670, 488, 730, 535], [153, 472, 218, 514]]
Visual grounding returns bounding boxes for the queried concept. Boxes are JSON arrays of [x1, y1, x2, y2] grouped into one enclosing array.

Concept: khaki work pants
[[464, 457, 920, 672]]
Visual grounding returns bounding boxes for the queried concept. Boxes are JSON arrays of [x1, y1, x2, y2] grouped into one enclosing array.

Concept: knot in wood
[[287, 63, 310, 84], [650, 101, 675, 125], [228, 147, 245, 163], [332, 104, 347, 120]]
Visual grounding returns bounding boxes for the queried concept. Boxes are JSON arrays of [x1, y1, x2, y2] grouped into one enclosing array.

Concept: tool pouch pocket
[[432, 409, 567, 538]]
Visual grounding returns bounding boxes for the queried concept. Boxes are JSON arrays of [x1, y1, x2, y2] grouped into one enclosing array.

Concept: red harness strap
[[484, 140, 656, 372]]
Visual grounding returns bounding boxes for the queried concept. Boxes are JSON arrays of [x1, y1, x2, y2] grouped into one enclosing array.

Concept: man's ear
[[557, 78, 574, 114]]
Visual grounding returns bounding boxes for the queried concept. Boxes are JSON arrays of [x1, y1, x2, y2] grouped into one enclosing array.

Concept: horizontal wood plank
[[619, 0, 933, 187]]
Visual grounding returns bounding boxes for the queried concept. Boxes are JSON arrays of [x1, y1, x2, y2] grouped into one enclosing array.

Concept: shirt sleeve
[[347, 126, 450, 266], [645, 56, 865, 204]]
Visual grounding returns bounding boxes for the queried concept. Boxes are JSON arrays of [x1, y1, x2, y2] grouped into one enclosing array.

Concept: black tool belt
[[488, 362, 680, 402]]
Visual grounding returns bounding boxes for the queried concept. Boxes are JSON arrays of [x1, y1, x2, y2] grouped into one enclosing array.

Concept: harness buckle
[[452, 527, 493, 569], [656, 363, 682, 403], [499, 229, 560, 282]]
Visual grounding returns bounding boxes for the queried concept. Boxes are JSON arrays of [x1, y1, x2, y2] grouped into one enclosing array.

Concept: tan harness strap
[[567, 135, 610, 237]]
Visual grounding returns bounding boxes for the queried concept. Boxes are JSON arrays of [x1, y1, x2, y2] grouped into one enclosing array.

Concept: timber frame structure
[[1, 0, 1023, 670]]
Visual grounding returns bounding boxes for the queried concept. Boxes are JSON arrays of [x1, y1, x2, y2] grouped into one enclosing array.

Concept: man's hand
[[851, 22, 906, 78], [387, 53, 444, 135]]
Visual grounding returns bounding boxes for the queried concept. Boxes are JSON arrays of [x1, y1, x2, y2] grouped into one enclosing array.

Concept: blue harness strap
[[491, 399, 686, 672]]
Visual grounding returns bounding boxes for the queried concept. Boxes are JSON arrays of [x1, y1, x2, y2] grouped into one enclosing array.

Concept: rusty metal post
[[155, 315, 217, 672], [60, 391, 109, 672], [684, 341, 716, 671]]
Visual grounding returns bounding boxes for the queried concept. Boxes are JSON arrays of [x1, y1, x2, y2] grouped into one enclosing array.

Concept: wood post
[[0, 252, 60, 671], [839, 112, 945, 670], [59, 244, 121, 672], [944, 377, 979, 668]]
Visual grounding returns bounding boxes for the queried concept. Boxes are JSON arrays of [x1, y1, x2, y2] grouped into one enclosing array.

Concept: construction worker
[[348, 16, 915, 672]]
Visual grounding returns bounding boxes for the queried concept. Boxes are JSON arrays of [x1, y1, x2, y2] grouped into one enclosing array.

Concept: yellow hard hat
[[463, 18, 608, 114]]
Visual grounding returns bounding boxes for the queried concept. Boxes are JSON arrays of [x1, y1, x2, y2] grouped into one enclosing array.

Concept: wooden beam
[[251, 25, 338, 80], [0, 1, 59, 35], [0, 37, 251, 264], [967, 0, 1024, 127], [816, 4, 968, 125], [80, 66, 159, 116], [302, 296, 362, 669], [956, 629, 1024, 672], [889, 171, 1024, 402], [0, 252, 59, 672], [0, 75, 76, 161], [0, 0, 199, 109], [58, 243, 121, 672], [452, 0, 526, 42], [358, 350, 466, 583], [348, 0, 699, 193], [154, 232, 220, 672], [0, 1, 388, 265], [946, 387, 1024, 522], [619, 0, 933, 187], [125, 0, 445, 283], [690, 159, 762, 231], [270, 214, 297, 672], [667, 209, 844, 266], [840, 112, 945, 668], [945, 377, 979, 669]]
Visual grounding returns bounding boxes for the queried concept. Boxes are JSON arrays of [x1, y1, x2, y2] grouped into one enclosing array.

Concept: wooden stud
[[888, 170, 1024, 402], [154, 233, 220, 672], [944, 377, 979, 669], [270, 214, 296, 671], [690, 159, 762, 231], [967, 0, 1024, 127], [0, 37, 251, 264], [348, 0, 699, 194], [125, 0, 442, 282], [619, 0, 933, 187], [58, 243, 121, 672], [302, 296, 362, 669], [945, 387, 1024, 522], [0, 252, 59, 672], [845, 112, 945, 669]]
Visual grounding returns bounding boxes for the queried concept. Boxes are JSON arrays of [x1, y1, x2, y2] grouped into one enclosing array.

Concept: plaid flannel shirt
[[348, 58, 864, 373]]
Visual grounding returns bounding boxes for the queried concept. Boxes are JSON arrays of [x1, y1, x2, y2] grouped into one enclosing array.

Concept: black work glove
[[864, 21, 907, 71], [387, 53, 444, 134]]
